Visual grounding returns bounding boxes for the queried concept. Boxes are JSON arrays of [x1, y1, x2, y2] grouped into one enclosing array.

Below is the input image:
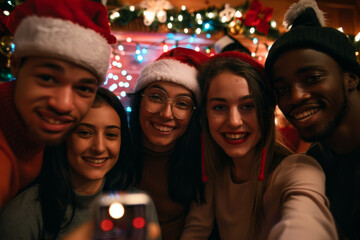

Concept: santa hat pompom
[[283, 0, 325, 29]]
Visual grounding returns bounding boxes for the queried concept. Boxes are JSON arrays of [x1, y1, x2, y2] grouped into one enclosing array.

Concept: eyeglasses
[[141, 88, 196, 119]]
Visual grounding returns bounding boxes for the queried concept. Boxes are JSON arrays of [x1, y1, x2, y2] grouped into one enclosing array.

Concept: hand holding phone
[[92, 192, 155, 240]]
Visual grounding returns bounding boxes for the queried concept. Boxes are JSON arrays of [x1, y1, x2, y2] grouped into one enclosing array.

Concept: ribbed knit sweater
[[0, 81, 44, 209], [137, 147, 187, 240]]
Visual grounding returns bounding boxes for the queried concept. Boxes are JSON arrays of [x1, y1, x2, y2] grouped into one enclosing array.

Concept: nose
[[91, 134, 106, 154], [288, 84, 311, 106], [48, 86, 75, 114], [159, 101, 174, 119], [228, 107, 243, 128]]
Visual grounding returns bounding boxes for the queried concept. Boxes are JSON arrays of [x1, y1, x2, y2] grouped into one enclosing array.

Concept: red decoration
[[0, 11, 9, 33], [243, 0, 273, 35]]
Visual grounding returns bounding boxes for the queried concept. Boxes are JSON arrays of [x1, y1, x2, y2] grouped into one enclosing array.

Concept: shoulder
[[269, 153, 325, 193], [0, 185, 42, 239], [1, 185, 40, 212]]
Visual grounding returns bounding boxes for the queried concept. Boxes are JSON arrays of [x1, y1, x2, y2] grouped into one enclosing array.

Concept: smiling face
[[67, 103, 121, 190], [271, 48, 348, 142], [139, 81, 194, 152], [206, 71, 261, 162], [12, 56, 98, 145]]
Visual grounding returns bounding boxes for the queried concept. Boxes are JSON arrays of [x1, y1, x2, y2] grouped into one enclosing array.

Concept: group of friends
[[0, 0, 359, 239]]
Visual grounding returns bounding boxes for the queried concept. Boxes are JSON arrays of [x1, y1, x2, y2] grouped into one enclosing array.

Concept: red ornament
[[243, 0, 273, 35]]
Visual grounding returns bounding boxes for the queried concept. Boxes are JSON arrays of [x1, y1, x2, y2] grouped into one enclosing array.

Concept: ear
[[344, 72, 359, 91], [10, 56, 21, 78]]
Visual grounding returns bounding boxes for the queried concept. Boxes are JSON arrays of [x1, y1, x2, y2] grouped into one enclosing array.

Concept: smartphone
[[92, 191, 152, 240]]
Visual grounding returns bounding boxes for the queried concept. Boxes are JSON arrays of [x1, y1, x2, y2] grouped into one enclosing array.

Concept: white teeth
[[224, 133, 246, 140], [84, 158, 107, 164], [153, 124, 174, 132], [43, 116, 63, 125], [294, 108, 319, 121]]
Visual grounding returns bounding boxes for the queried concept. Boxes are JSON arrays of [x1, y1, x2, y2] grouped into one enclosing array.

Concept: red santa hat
[[135, 47, 208, 103], [7, 0, 116, 84]]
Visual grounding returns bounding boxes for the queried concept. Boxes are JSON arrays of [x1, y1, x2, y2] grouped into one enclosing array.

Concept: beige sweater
[[180, 154, 338, 240]]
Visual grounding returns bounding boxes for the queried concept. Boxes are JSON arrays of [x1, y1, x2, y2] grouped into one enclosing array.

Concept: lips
[[293, 107, 320, 122], [37, 109, 75, 132], [222, 132, 249, 144], [152, 123, 175, 133], [82, 157, 108, 165]]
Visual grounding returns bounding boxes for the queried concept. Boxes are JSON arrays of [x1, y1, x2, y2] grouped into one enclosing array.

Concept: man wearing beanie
[[265, 0, 360, 239], [0, 0, 115, 209]]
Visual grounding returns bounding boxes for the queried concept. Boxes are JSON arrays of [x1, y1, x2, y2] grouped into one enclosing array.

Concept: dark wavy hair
[[128, 88, 205, 204], [38, 87, 135, 239]]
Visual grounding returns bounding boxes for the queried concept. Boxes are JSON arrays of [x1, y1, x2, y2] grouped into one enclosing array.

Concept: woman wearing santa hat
[[128, 47, 208, 239], [180, 51, 338, 240]]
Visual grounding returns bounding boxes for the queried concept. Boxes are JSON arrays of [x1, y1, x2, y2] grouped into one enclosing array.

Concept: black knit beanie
[[265, 0, 360, 79]]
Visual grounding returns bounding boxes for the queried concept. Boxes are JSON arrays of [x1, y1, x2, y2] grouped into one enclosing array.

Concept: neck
[[142, 135, 176, 153], [230, 150, 258, 183], [71, 175, 104, 195]]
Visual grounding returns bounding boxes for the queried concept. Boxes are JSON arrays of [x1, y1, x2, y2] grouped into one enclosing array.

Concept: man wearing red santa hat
[[0, 0, 116, 209]]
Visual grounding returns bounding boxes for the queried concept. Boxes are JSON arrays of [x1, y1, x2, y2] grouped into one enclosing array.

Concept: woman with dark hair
[[129, 47, 207, 239], [0, 88, 137, 239], [180, 52, 337, 239]]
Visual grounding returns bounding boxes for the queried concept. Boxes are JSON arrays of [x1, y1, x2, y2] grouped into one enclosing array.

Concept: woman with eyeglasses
[[128, 48, 208, 240]]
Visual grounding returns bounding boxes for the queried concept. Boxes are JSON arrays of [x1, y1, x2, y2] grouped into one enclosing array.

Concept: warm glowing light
[[100, 219, 114, 231], [163, 44, 169, 52], [3, 10, 10, 16], [110, 11, 120, 20], [271, 20, 277, 28], [196, 13, 202, 19], [178, 15, 183, 21], [235, 11, 242, 18], [129, 5, 135, 11], [126, 37, 132, 43], [133, 217, 146, 229], [115, 55, 120, 61], [355, 32, 360, 42], [208, 12, 214, 18], [195, 46, 200, 52], [184, 28, 189, 34], [167, 23, 172, 29], [181, 5, 186, 11], [338, 27, 344, 32], [195, 28, 201, 34], [251, 52, 256, 57], [250, 27, 255, 34]]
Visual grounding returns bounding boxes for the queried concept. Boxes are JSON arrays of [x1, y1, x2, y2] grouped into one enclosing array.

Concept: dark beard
[[300, 83, 348, 142]]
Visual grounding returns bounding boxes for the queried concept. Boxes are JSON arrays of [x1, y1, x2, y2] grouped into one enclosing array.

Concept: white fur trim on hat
[[214, 35, 235, 53], [13, 16, 111, 83], [135, 59, 200, 103]]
